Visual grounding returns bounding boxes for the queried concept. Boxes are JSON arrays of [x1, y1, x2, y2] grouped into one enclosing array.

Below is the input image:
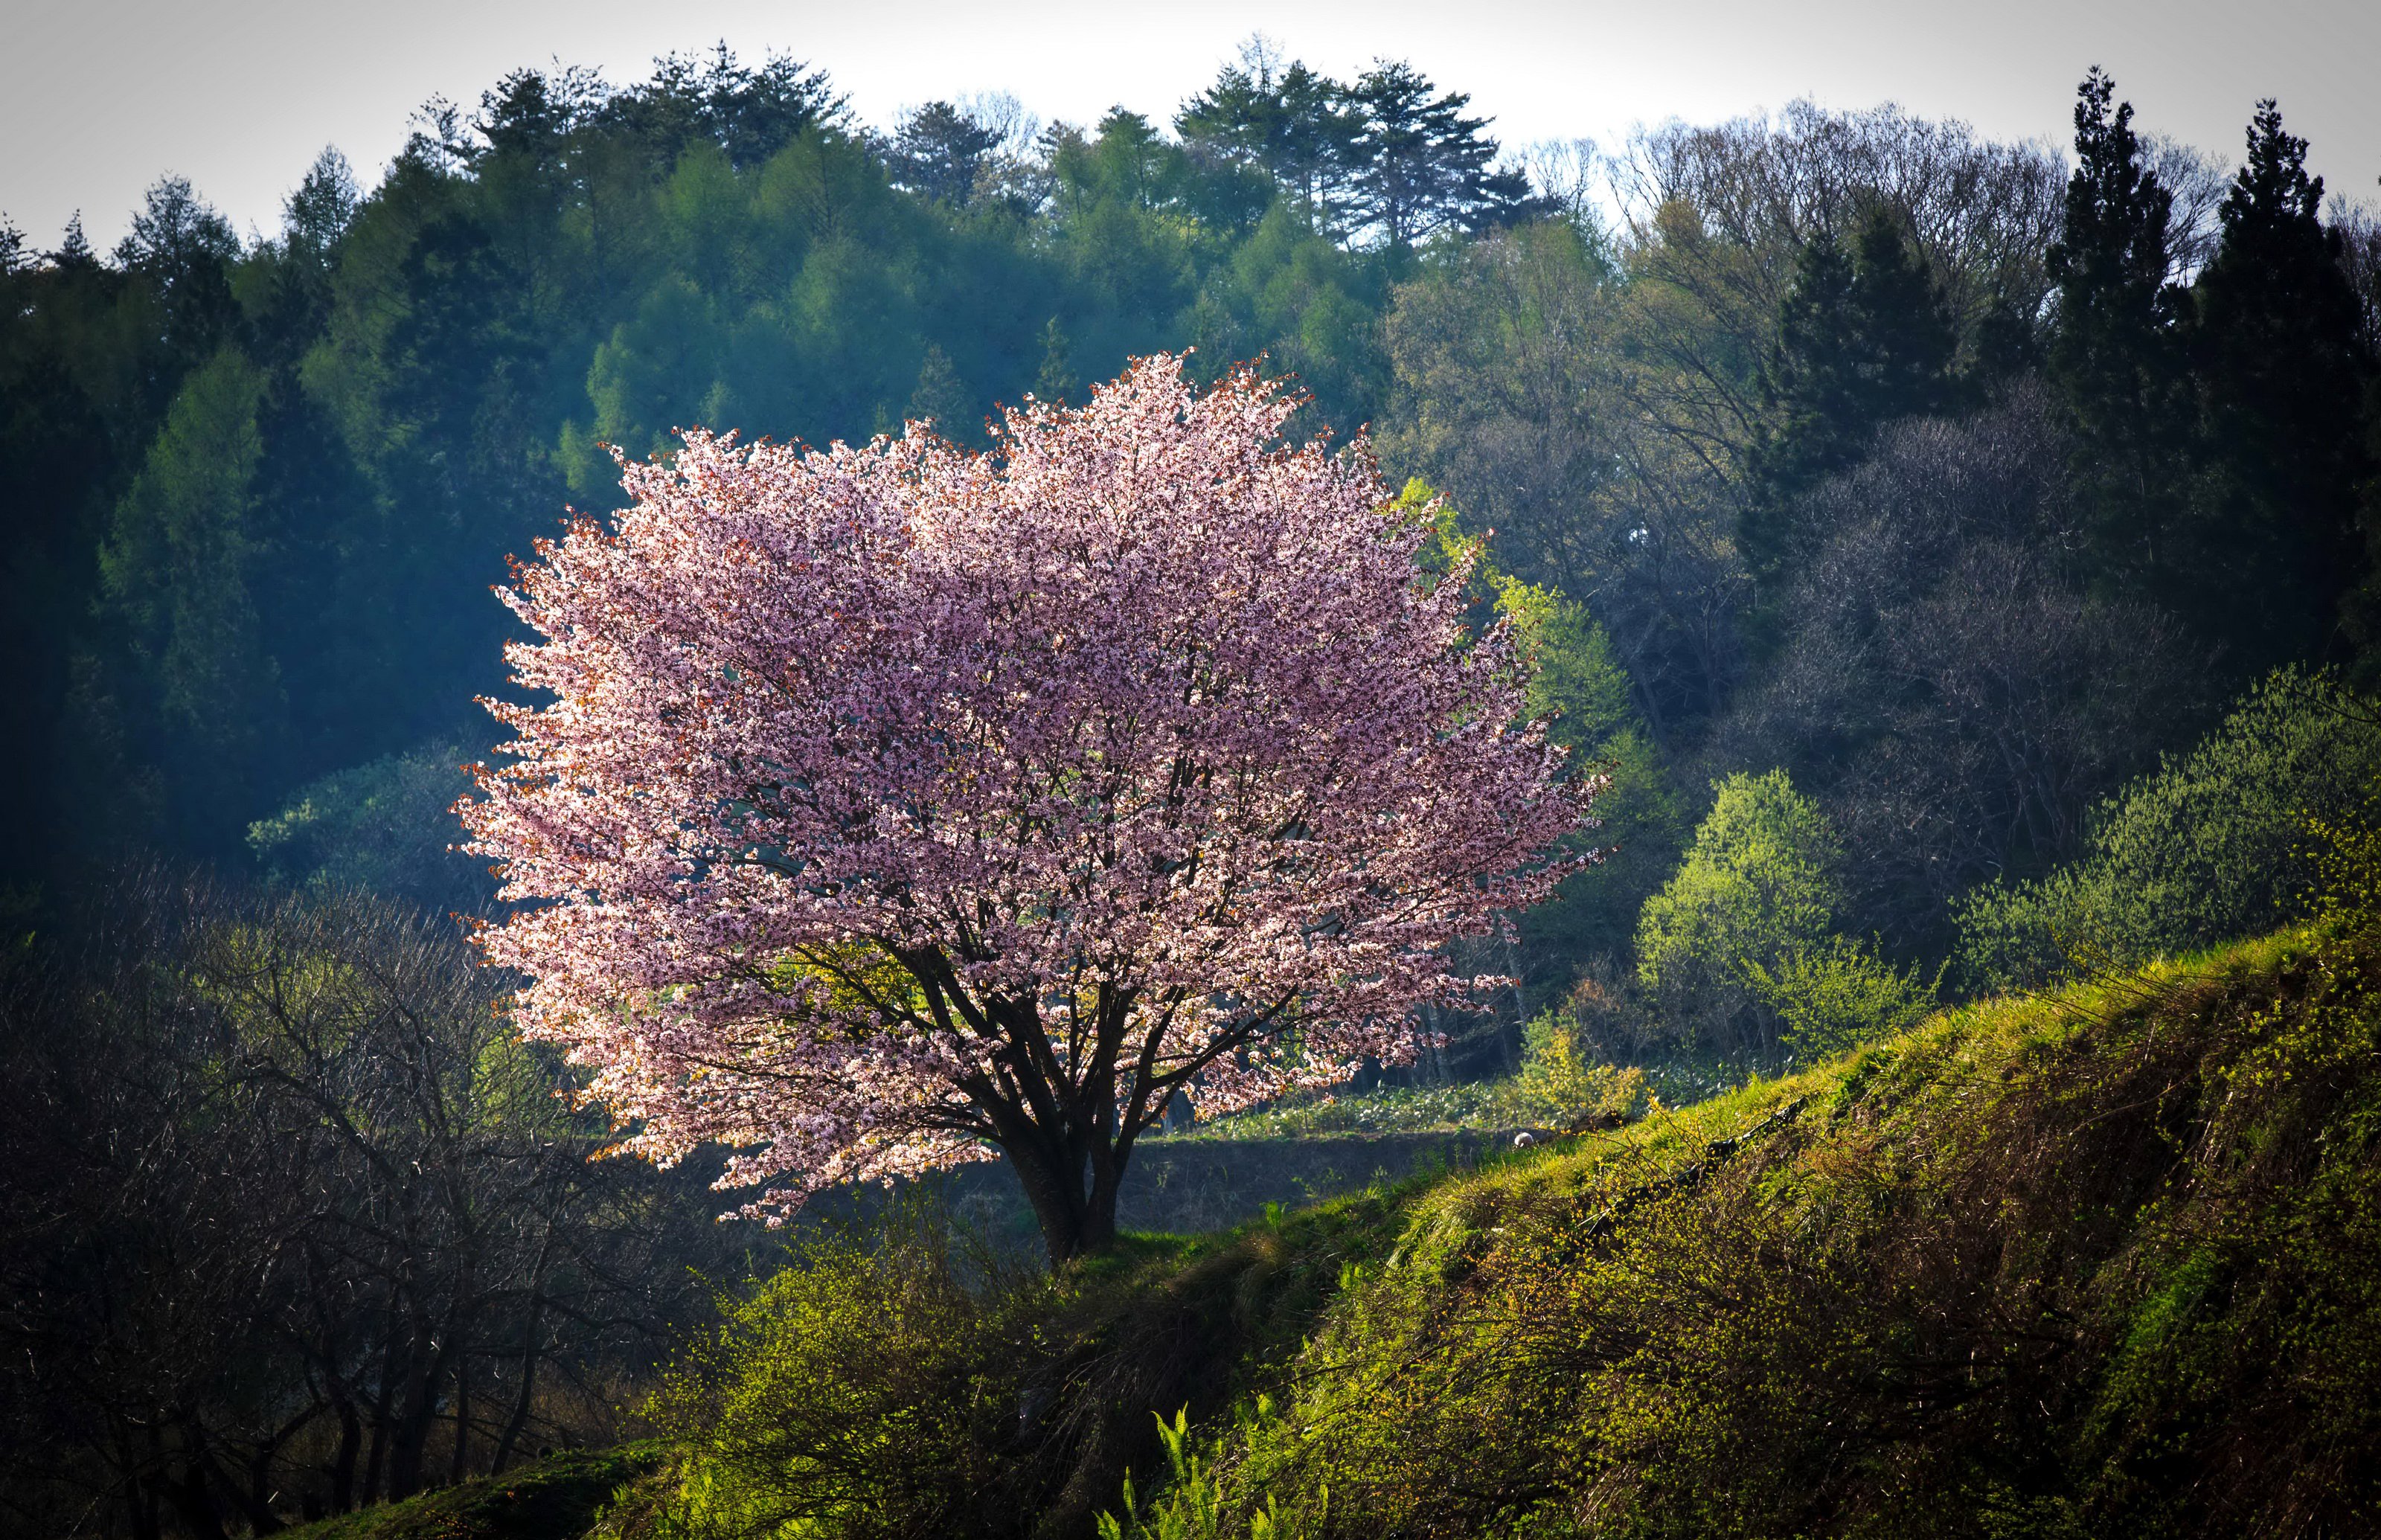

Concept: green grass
[[276, 1445, 661, 1540]]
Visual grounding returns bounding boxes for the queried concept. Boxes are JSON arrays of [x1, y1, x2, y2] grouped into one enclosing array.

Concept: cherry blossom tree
[[462, 355, 1596, 1260]]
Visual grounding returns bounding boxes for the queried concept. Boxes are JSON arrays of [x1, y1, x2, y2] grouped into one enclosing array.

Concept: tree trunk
[[1002, 1127, 1124, 1265], [330, 1396, 360, 1513], [448, 1355, 471, 1484]]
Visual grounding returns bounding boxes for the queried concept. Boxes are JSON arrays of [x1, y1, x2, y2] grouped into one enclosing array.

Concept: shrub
[[1955, 669, 2381, 989], [1636, 769, 1843, 1054], [1743, 935, 1939, 1059], [635, 1200, 1044, 1540]]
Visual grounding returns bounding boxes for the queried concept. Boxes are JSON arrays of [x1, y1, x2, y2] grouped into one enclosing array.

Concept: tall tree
[[2189, 98, 2377, 664], [96, 348, 283, 850], [1176, 39, 1359, 232], [115, 175, 241, 382], [885, 100, 1002, 205], [461, 357, 1593, 1262], [1341, 61, 1540, 251], [1744, 203, 1963, 585], [2044, 69, 2192, 595]]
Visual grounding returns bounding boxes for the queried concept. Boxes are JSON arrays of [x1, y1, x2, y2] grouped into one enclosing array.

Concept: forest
[[4, 35, 2381, 1540]]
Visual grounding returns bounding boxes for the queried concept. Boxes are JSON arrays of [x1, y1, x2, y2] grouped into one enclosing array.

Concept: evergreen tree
[[1176, 40, 1359, 233], [886, 100, 1001, 205], [1744, 204, 1961, 585], [96, 349, 283, 848], [1340, 61, 1540, 251], [51, 212, 96, 270], [1031, 316, 1077, 403], [2190, 99, 2377, 664], [2044, 69, 2192, 594], [250, 147, 359, 365], [906, 342, 976, 440], [115, 176, 240, 365]]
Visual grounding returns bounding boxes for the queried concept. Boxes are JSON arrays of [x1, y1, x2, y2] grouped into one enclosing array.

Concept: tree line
[[3, 40, 2381, 1533]]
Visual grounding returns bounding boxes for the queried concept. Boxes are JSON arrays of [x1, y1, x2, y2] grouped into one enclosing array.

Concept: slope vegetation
[[1135, 920, 2381, 1537], [285, 917, 2381, 1540]]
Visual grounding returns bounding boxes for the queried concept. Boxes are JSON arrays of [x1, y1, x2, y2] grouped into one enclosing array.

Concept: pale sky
[[6, 0, 2377, 250]]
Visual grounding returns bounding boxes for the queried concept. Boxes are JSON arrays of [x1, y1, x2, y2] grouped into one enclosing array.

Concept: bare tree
[[1708, 391, 2202, 952], [0, 873, 746, 1538]]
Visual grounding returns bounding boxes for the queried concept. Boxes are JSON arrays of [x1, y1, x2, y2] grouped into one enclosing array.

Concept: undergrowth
[[1111, 913, 2381, 1538]]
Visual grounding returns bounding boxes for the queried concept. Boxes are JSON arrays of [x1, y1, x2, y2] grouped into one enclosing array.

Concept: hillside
[[285, 914, 2381, 1539]]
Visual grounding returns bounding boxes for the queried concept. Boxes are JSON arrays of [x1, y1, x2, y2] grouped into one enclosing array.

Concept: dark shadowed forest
[[6, 38, 2381, 1540]]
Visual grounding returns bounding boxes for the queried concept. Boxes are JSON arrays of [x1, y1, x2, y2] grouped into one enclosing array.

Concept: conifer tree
[[906, 342, 977, 442], [1176, 40, 1357, 232], [1340, 62, 1538, 251], [887, 101, 1001, 205], [2044, 69, 2191, 592], [1744, 205, 1960, 585], [1031, 317, 1077, 403], [2190, 99, 2376, 664]]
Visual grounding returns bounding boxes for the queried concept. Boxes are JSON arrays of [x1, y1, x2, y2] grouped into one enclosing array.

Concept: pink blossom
[[461, 355, 1598, 1258]]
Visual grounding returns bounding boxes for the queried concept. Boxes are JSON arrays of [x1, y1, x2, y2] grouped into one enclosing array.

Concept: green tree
[[1494, 575, 1688, 1012], [1341, 61, 1539, 252], [1636, 769, 1843, 1056], [96, 348, 283, 847], [2188, 99, 2377, 667], [1176, 39, 1359, 234], [1744, 204, 1961, 586], [1031, 316, 1077, 403], [906, 341, 978, 440], [2044, 70, 2194, 603], [886, 100, 1002, 205]]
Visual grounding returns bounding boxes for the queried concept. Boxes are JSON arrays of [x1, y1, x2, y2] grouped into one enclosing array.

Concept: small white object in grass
[[1513, 1131, 1536, 1149]]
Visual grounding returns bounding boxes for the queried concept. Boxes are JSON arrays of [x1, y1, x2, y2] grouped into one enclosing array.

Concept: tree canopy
[[461, 356, 1594, 1260]]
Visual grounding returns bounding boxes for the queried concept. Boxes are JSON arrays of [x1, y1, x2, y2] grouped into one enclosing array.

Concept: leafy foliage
[[1956, 670, 2381, 989], [1635, 769, 1842, 1054]]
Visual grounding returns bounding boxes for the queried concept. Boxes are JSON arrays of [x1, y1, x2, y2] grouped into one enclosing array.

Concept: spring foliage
[[462, 355, 1594, 1249], [1956, 670, 2381, 988]]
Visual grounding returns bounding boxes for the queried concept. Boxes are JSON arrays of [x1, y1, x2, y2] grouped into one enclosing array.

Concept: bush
[[1955, 670, 2381, 989], [618, 1184, 1420, 1540], [1636, 769, 1843, 1055], [1743, 935, 1939, 1060], [634, 1200, 1045, 1540]]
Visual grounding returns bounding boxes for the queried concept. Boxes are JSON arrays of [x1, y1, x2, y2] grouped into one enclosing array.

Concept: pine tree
[[1031, 318, 1077, 404], [906, 343, 976, 441], [2190, 99, 2376, 664], [1340, 62, 1539, 251], [116, 176, 240, 363], [888, 101, 1001, 205], [97, 349, 286, 848], [1744, 205, 1961, 584], [1176, 40, 1357, 232], [52, 211, 96, 269], [2044, 69, 2191, 594]]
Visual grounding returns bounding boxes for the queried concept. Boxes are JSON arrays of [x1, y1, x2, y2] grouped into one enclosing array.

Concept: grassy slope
[[1141, 922, 2381, 1537], [278, 1447, 661, 1540], [286, 923, 2381, 1539]]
